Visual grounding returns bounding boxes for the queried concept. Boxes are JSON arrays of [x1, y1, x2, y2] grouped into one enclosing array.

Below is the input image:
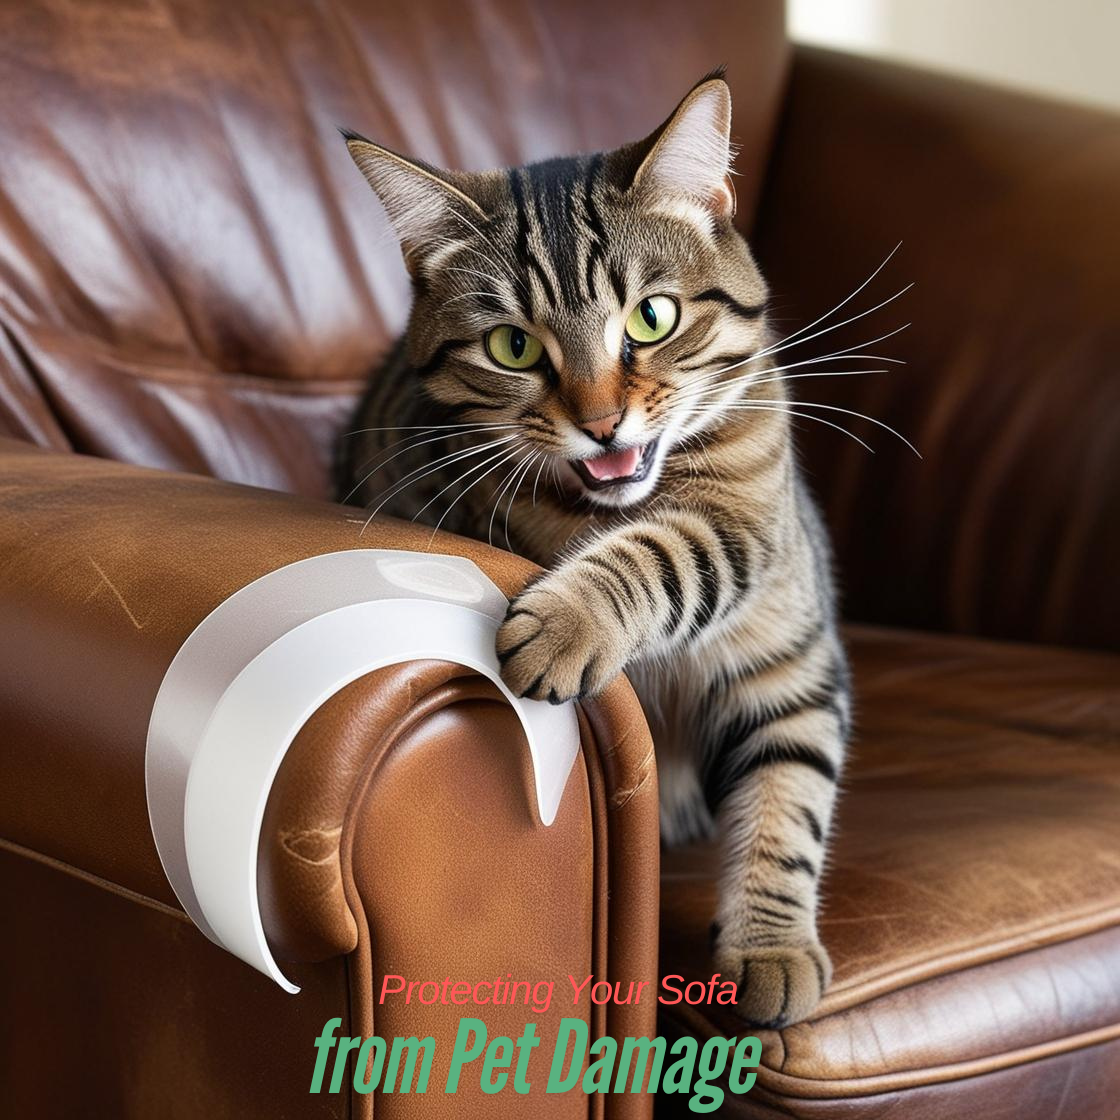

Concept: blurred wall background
[[789, 0, 1120, 110]]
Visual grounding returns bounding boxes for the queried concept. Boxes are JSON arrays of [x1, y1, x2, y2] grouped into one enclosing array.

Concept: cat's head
[[345, 74, 767, 510]]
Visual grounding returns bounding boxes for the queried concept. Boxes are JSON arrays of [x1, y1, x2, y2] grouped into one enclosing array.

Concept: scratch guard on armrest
[[145, 550, 580, 992]]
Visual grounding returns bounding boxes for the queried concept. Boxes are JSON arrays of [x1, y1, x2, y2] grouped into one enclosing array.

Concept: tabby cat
[[337, 74, 851, 1028]]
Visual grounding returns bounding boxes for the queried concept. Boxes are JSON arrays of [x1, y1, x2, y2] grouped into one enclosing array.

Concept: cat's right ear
[[341, 129, 488, 266], [625, 75, 736, 223]]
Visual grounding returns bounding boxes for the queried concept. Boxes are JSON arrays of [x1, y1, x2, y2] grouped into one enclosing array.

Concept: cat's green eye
[[625, 296, 679, 345], [486, 325, 544, 371]]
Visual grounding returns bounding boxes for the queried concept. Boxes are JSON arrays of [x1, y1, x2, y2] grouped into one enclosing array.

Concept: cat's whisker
[[488, 446, 537, 547], [427, 232, 521, 292], [443, 290, 507, 306], [346, 426, 506, 504], [446, 208, 531, 299], [443, 265, 512, 290], [745, 368, 890, 390], [753, 289, 913, 367], [410, 441, 523, 526], [675, 328, 910, 404], [746, 398, 920, 457], [676, 353, 904, 412], [767, 345, 907, 372], [686, 401, 877, 454], [531, 453, 550, 506], [343, 425, 450, 498], [343, 424, 517, 505], [698, 335, 908, 386], [501, 450, 541, 549], [355, 422, 509, 470], [758, 242, 902, 357], [679, 368, 892, 416], [361, 435, 519, 531], [426, 443, 528, 543], [342, 421, 515, 435], [689, 394, 918, 457], [394, 434, 522, 492], [347, 430, 461, 510], [685, 316, 911, 399]]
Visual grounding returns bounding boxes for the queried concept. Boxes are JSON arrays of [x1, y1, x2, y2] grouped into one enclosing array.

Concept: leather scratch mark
[[89, 559, 147, 631], [280, 826, 342, 864], [610, 743, 657, 811]]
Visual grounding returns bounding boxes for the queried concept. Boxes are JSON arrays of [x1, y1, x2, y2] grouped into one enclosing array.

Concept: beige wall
[[789, 0, 1120, 110]]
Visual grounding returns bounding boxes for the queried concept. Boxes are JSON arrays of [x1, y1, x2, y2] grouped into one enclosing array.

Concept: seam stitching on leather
[[663, 1002, 1120, 1099], [756, 1020, 1120, 1099], [0, 836, 188, 922], [822, 905, 1120, 1012]]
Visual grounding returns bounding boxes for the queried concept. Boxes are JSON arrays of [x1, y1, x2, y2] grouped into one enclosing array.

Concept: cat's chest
[[625, 642, 729, 736]]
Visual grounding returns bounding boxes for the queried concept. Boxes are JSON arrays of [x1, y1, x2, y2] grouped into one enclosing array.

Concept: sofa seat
[[657, 625, 1120, 1117]]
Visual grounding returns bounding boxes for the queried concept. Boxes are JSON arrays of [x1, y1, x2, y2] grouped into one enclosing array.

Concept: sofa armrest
[[0, 439, 660, 1103], [753, 47, 1120, 650]]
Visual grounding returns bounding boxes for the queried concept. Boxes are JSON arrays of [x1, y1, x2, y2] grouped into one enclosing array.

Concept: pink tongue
[[582, 445, 643, 481]]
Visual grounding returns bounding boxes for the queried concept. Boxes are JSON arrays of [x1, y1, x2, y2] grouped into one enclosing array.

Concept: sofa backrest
[[0, 0, 788, 497], [752, 48, 1120, 652]]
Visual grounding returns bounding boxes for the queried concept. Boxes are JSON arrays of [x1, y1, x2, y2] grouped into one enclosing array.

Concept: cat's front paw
[[496, 579, 620, 703], [712, 927, 831, 1029]]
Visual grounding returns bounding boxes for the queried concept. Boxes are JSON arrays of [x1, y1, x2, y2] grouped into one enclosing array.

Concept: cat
[[336, 72, 850, 1029]]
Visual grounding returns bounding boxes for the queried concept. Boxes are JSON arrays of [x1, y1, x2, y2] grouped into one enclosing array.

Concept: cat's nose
[[580, 410, 624, 445]]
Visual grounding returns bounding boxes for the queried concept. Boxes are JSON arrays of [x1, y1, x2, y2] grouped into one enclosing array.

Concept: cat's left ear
[[628, 74, 736, 221], [341, 130, 489, 267]]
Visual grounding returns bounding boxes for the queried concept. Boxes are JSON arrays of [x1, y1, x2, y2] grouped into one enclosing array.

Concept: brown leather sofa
[[0, 2, 1117, 1118]]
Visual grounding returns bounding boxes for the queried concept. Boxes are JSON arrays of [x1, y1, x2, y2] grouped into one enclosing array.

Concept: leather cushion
[[658, 624, 1120, 1111]]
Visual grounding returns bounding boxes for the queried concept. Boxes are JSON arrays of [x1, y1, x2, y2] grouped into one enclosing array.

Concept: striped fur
[[337, 76, 850, 1028]]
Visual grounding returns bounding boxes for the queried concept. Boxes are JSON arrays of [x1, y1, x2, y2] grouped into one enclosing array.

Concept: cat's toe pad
[[714, 936, 831, 1029], [496, 585, 608, 703]]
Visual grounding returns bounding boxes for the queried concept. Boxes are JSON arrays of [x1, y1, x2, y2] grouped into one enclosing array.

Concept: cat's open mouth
[[570, 439, 660, 490]]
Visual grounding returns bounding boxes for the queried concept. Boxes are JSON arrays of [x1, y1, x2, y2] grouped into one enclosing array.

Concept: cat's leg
[[496, 508, 750, 704], [707, 702, 847, 1028], [627, 658, 717, 847]]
